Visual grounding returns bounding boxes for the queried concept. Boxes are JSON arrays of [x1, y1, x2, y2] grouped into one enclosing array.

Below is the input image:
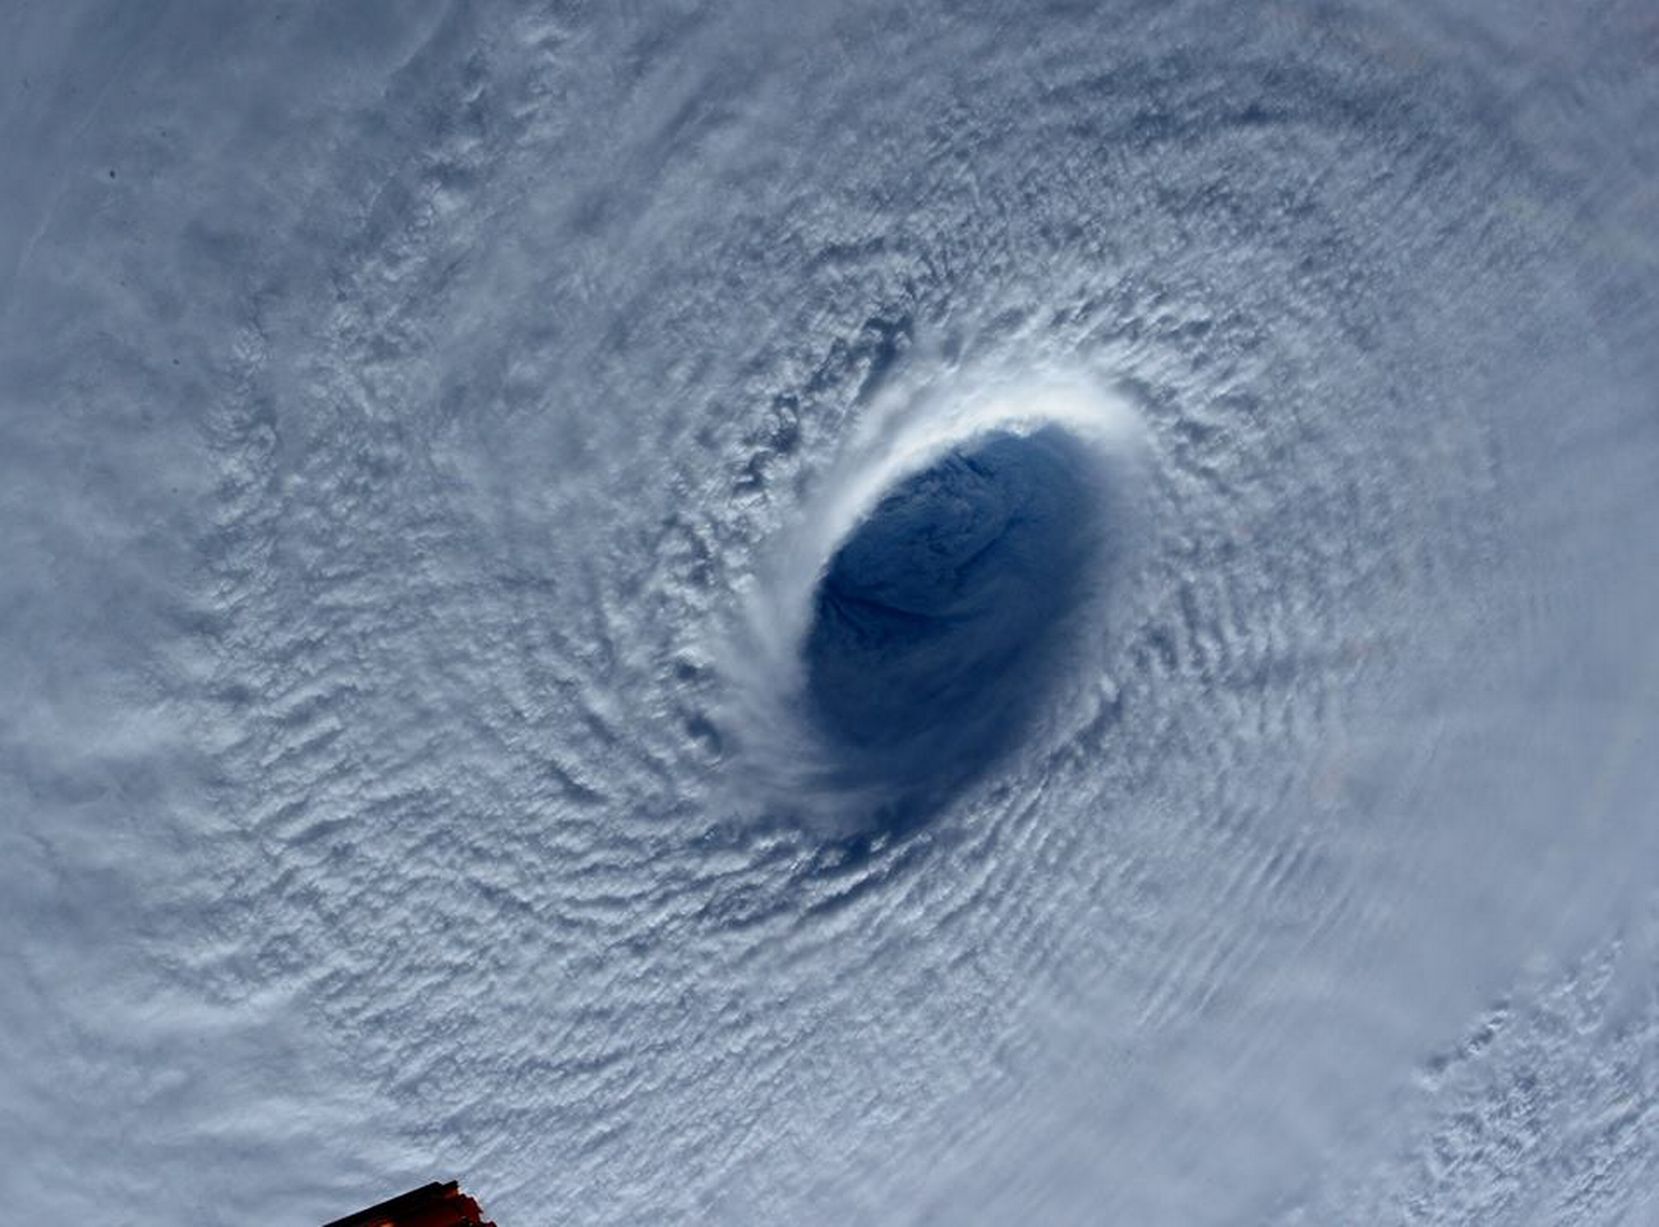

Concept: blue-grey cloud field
[[3, 2, 1658, 1223]]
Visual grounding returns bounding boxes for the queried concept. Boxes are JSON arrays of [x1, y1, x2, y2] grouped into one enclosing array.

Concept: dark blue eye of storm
[[801, 424, 1105, 827]]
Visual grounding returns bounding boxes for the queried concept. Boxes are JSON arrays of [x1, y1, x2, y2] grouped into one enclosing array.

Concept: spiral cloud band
[[2, 3, 1657, 1224]]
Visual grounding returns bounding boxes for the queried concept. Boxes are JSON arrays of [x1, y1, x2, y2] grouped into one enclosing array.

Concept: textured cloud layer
[[2, 2, 1657, 1224]]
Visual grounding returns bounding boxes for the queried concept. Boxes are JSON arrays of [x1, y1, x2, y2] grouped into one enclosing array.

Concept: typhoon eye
[[797, 422, 1116, 832], [720, 377, 1142, 840]]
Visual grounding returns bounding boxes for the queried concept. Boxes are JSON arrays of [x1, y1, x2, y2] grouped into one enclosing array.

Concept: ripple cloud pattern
[[2, 3, 1657, 1225]]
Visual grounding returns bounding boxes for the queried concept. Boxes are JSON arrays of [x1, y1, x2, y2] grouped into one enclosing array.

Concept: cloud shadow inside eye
[[800, 423, 1110, 838]]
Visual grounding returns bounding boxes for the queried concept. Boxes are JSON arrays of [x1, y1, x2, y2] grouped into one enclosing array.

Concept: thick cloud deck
[[802, 425, 1104, 825], [7, 4, 1658, 1224]]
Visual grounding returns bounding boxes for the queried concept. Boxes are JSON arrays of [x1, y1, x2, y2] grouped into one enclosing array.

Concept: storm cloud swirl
[[2, 3, 1657, 1225]]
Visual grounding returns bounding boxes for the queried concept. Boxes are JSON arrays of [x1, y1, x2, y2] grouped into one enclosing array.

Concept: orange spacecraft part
[[323, 1180, 496, 1227]]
